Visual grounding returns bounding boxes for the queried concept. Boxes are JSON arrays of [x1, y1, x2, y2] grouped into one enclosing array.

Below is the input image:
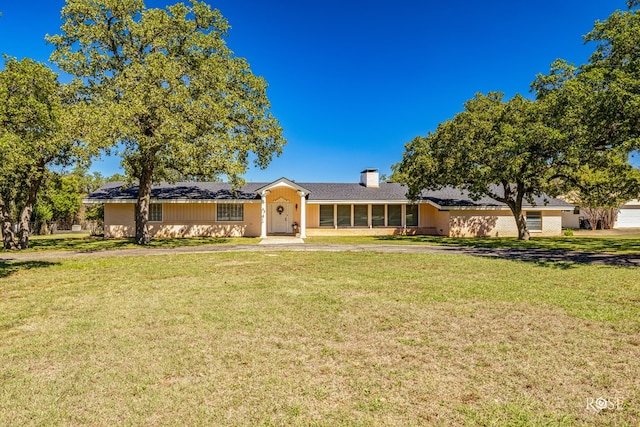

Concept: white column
[[350, 205, 354, 227], [260, 191, 269, 238], [298, 191, 307, 238]]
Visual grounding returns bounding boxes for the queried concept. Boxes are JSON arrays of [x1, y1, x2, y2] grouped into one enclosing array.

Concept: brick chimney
[[360, 169, 379, 188]]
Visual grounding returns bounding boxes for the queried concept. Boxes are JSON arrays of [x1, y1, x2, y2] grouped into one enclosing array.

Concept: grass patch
[[1, 235, 259, 253], [306, 234, 640, 254], [6, 234, 640, 256], [1, 251, 639, 425], [0, 260, 60, 279]]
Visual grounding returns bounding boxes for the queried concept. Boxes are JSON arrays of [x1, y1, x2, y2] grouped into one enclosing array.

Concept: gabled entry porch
[[256, 178, 310, 238]]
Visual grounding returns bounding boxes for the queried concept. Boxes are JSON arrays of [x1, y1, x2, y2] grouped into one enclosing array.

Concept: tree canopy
[[532, 13, 640, 157], [532, 1, 640, 213], [0, 57, 79, 249], [395, 1, 640, 239], [48, 0, 286, 244], [393, 93, 568, 240]]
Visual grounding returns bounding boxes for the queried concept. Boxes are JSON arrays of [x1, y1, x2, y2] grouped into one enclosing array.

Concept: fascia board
[[84, 199, 261, 204]]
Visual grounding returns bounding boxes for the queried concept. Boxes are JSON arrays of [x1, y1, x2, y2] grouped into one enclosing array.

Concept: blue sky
[[0, 1, 628, 183]]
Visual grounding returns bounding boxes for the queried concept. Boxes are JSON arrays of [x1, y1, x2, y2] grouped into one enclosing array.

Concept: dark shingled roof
[[86, 181, 573, 209], [87, 182, 262, 201], [300, 183, 409, 201], [417, 186, 573, 208]]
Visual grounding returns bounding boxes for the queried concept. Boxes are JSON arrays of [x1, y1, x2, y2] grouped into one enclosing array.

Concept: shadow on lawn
[[27, 236, 232, 252], [0, 260, 60, 278], [377, 235, 640, 253], [377, 236, 640, 268], [29, 237, 135, 252], [455, 247, 640, 268]]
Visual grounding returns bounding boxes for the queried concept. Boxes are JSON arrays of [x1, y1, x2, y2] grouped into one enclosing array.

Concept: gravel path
[[2, 243, 639, 267]]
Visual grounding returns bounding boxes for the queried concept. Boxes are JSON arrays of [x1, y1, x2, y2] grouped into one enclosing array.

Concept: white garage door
[[614, 206, 640, 228]]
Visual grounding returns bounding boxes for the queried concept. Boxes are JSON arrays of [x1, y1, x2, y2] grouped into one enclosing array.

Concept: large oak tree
[[396, 2, 640, 241], [48, 0, 285, 244], [393, 93, 569, 240], [533, 1, 640, 155], [531, 1, 640, 216], [0, 58, 78, 249]]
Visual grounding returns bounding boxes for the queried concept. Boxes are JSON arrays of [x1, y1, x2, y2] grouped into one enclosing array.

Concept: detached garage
[[615, 200, 640, 229]]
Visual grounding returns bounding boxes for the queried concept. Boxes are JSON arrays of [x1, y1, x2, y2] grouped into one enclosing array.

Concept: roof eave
[[255, 177, 311, 195], [439, 205, 572, 211], [83, 198, 260, 204], [306, 199, 409, 204]]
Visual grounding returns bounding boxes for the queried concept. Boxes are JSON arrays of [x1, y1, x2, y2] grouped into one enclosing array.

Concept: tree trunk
[[583, 207, 600, 230], [17, 205, 32, 249], [514, 209, 531, 240], [602, 208, 619, 229], [2, 220, 17, 250], [506, 186, 530, 241], [135, 165, 154, 245], [0, 197, 17, 250], [17, 174, 44, 249]]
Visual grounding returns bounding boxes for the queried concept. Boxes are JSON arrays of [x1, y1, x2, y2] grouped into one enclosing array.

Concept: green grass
[[2, 234, 259, 253], [4, 233, 639, 256], [306, 234, 640, 254], [1, 251, 639, 425]]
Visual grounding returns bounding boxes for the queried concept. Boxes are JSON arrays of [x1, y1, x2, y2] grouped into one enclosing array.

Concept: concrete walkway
[[258, 236, 305, 245]]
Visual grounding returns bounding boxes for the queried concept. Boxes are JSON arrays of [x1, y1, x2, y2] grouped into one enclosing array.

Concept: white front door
[[269, 203, 292, 234]]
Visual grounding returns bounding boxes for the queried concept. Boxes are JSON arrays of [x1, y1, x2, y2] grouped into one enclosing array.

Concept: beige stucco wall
[[417, 204, 430, 228], [448, 210, 513, 237], [104, 202, 261, 238], [306, 204, 320, 228], [562, 210, 581, 229], [305, 227, 436, 237], [448, 210, 563, 237], [537, 211, 563, 236], [104, 204, 135, 238], [421, 204, 449, 236], [104, 200, 565, 239]]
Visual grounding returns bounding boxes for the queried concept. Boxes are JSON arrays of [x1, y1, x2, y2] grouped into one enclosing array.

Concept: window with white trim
[[337, 205, 351, 227], [371, 205, 385, 227], [149, 203, 163, 222], [217, 203, 243, 222], [388, 205, 402, 226], [405, 204, 419, 227], [319, 205, 334, 227], [354, 205, 368, 227], [526, 211, 542, 231]]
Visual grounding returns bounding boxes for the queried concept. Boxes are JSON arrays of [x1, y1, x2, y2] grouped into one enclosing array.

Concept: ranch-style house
[[85, 169, 573, 238]]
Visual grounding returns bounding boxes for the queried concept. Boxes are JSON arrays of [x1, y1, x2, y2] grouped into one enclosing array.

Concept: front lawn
[[1, 251, 638, 425], [3, 233, 639, 256]]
